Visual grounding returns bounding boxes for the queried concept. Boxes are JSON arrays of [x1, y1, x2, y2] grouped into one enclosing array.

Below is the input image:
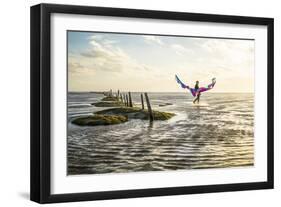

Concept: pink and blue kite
[[175, 75, 216, 97]]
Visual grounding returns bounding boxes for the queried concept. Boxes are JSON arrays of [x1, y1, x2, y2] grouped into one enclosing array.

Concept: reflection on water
[[67, 92, 254, 175]]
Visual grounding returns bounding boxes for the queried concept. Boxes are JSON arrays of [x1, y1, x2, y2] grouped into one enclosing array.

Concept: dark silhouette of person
[[193, 81, 201, 104]]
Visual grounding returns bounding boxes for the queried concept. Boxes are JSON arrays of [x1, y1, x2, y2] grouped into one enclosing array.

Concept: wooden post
[[141, 93, 144, 110], [144, 92, 154, 121], [126, 94, 129, 107], [110, 89, 112, 97], [128, 92, 133, 107], [120, 93, 123, 103], [117, 90, 120, 100]]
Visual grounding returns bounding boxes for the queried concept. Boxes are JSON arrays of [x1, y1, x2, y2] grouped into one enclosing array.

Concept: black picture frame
[[30, 3, 274, 204]]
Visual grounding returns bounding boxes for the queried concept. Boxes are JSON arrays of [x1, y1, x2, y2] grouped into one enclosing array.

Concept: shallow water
[[67, 92, 254, 175]]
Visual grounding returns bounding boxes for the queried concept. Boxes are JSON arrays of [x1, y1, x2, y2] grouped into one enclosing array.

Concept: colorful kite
[[175, 75, 216, 97]]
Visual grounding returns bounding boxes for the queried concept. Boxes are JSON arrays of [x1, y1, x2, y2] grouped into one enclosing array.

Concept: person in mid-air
[[193, 81, 201, 104], [175, 75, 216, 104]]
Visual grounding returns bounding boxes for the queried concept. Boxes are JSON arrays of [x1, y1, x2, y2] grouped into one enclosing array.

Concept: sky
[[68, 31, 254, 93]]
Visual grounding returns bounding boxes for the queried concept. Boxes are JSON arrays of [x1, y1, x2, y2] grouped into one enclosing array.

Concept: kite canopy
[[175, 75, 216, 97]]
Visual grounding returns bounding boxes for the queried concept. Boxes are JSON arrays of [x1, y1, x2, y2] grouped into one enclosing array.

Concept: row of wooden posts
[[110, 89, 154, 121]]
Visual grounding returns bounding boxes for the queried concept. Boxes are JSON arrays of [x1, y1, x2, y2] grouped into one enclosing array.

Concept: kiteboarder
[[175, 75, 216, 104]]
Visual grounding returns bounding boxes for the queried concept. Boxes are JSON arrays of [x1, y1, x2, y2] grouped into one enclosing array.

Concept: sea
[[67, 92, 254, 175]]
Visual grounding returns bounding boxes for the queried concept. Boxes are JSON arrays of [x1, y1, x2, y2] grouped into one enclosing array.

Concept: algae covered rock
[[95, 107, 175, 120], [101, 96, 119, 102], [72, 114, 128, 126], [92, 101, 124, 107], [151, 110, 175, 120]]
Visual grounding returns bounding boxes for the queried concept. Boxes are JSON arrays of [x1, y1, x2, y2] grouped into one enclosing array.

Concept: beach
[[67, 92, 254, 175]]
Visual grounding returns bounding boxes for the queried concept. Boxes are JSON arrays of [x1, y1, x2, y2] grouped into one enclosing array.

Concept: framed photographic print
[[30, 3, 274, 203]]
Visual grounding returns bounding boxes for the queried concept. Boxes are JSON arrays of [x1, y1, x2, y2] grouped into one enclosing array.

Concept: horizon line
[[68, 91, 254, 94]]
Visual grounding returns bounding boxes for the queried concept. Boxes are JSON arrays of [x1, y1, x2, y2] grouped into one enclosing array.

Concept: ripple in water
[[67, 92, 254, 175]]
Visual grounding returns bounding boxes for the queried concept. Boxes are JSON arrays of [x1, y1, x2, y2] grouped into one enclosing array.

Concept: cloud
[[143, 35, 164, 46], [170, 44, 193, 56], [68, 32, 254, 92], [174, 38, 254, 87], [187, 39, 254, 77], [76, 35, 154, 73], [200, 39, 254, 62], [68, 61, 86, 73], [80, 38, 126, 72]]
